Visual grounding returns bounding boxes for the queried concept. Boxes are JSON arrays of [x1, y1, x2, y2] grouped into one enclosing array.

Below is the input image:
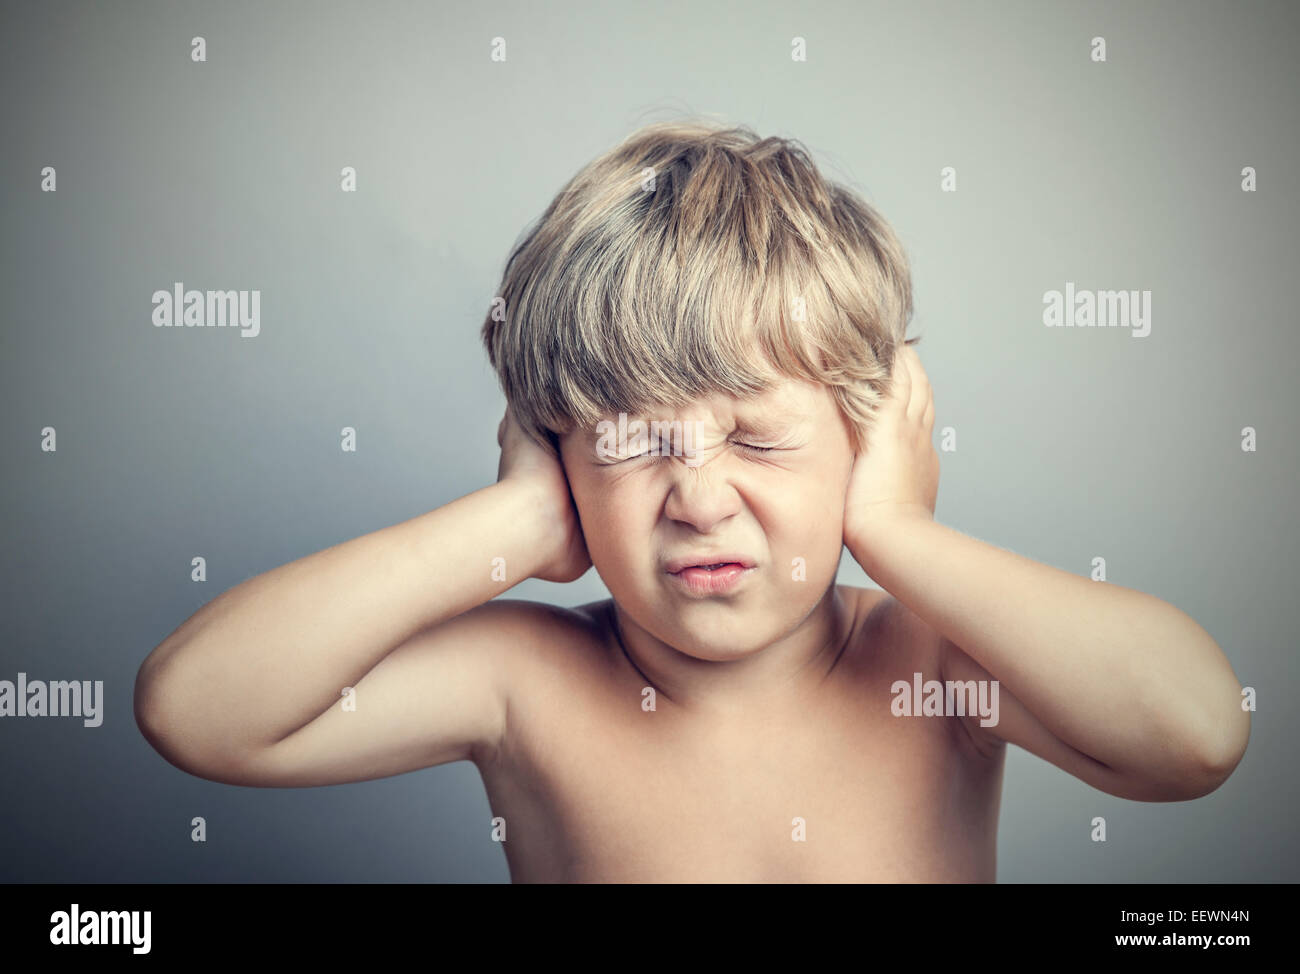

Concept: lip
[[666, 563, 755, 596], [663, 553, 757, 574], [663, 553, 757, 597]]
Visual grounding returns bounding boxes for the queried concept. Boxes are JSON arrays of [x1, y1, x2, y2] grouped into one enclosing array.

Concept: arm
[[134, 407, 590, 787], [843, 346, 1250, 802], [852, 515, 1249, 800]]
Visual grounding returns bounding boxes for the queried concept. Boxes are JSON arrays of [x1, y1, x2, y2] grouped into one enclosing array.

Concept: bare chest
[[481, 685, 1002, 882]]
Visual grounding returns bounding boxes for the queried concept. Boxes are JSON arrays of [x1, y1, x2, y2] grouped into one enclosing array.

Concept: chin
[[616, 589, 788, 658], [661, 618, 774, 661], [685, 644, 765, 663]]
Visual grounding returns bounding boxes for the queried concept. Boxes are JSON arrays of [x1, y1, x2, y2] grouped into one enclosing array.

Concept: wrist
[[846, 505, 933, 568], [486, 479, 565, 581]]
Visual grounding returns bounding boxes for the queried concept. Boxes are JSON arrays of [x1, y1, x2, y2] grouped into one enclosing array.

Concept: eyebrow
[[599, 406, 808, 439], [734, 410, 808, 437]]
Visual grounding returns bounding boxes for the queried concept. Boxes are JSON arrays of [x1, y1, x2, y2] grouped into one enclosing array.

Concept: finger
[[889, 348, 912, 410], [905, 348, 931, 388], [901, 350, 927, 421]]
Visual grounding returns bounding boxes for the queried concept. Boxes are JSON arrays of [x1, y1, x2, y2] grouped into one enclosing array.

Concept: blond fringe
[[481, 118, 918, 454]]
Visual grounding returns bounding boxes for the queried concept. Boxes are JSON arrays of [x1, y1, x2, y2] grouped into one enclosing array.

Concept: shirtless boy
[[134, 120, 1250, 882]]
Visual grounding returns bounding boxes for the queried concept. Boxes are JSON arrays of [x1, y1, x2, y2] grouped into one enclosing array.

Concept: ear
[[546, 427, 571, 464]]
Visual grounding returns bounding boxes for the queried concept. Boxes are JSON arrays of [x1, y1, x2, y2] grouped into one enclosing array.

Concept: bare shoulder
[[834, 584, 942, 671], [836, 584, 890, 629], [468, 597, 610, 667], [835, 585, 994, 760], [465, 597, 617, 768]]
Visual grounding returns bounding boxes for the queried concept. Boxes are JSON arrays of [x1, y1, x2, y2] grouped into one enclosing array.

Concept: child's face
[[558, 377, 856, 661]]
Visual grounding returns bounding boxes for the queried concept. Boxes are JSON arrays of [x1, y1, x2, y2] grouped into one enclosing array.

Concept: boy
[[134, 120, 1250, 882]]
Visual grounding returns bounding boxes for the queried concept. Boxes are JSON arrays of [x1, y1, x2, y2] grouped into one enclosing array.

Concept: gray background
[[1, 0, 1295, 882]]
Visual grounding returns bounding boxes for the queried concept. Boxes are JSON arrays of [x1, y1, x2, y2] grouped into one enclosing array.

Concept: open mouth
[[664, 553, 756, 575], [665, 561, 755, 595]]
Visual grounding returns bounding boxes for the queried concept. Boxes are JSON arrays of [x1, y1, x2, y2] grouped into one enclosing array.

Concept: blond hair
[[480, 118, 918, 454]]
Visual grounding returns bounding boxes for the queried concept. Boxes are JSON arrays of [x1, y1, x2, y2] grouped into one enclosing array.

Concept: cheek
[[571, 478, 648, 570], [768, 468, 846, 520], [759, 475, 848, 564]]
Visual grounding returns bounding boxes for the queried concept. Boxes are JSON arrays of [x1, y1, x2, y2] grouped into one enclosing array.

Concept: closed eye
[[608, 441, 780, 462], [616, 444, 664, 462]]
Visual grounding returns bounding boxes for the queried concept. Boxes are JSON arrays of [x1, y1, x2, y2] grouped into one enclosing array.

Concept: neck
[[606, 585, 857, 721]]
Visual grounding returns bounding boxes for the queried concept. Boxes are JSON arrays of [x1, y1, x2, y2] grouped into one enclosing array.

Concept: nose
[[662, 462, 743, 533]]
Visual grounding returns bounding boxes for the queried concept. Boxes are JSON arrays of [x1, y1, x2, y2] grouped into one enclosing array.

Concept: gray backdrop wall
[[2, 0, 1296, 882]]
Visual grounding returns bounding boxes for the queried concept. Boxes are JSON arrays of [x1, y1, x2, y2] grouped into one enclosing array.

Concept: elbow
[[1146, 640, 1252, 800], [1118, 703, 1251, 803], [1192, 705, 1251, 795], [133, 658, 221, 781], [134, 644, 182, 749], [1165, 705, 1251, 800], [134, 656, 269, 786], [134, 662, 193, 774], [133, 659, 166, 749]]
